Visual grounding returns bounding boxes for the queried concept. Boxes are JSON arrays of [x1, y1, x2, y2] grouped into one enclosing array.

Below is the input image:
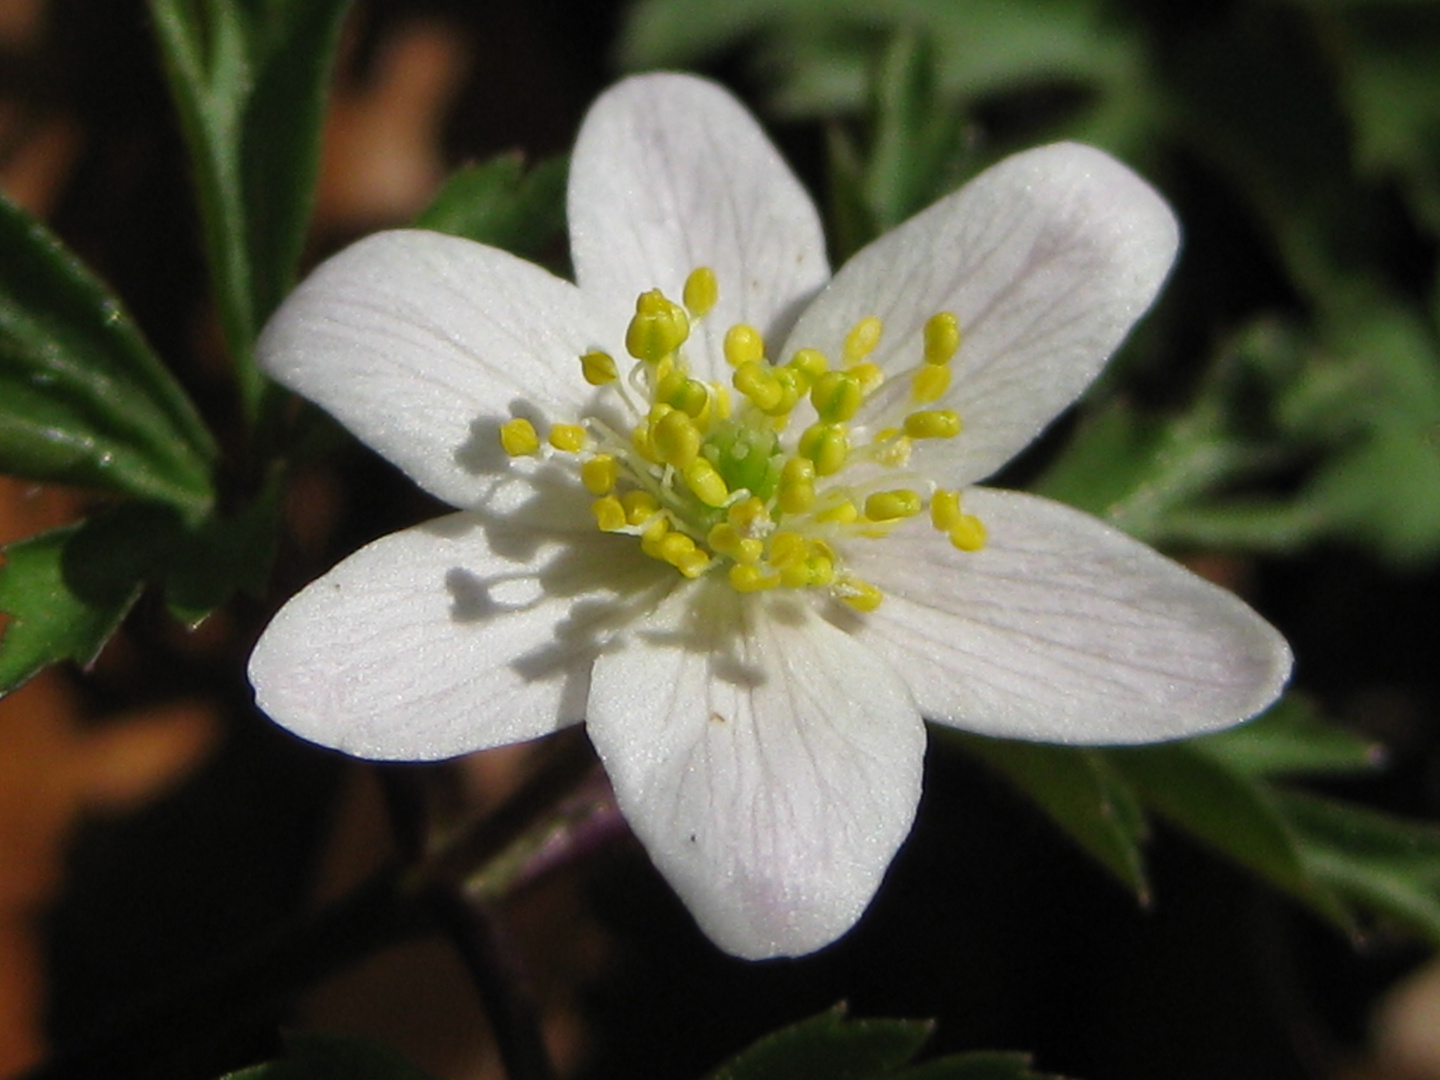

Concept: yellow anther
[[707, 523, 763, 564], [626, 289, 690, 362], [631, 422, 661, 464], [729, 563, 780, 593], [591, 495, 627, 532], [548, 423, 586, 452], [621, 490, 660, 525], [768, 531, 807, 568], [724, 324, 766, 367], [580, 350, 618, 385], [815, 499, 859, 524], [651, 408, 701, 468], [640, 513, 671, 557], [807, 553, 836, 587], [683, 458, 730, 507], [499, 417, 540, 457], [675, 549, 712, 579], [904, 409, 962, 440], [733, 361, 783, 412], [838, 576, 884, 612], [659, 371, 710, 418], [798, 422, 849, 476], [864, 489, 923, 521], [930, 489, 963, 531], [911, 363, 951, 404], [580, 455, 618, 495], [658, 531, 697, 566], [683, 267, 718, 317], [777, 456, 816, 514], [844, 316, 883, 363], [810, 371, 864, 423], [788, 348, 829, 382], [949, 514, 987, 552], [849, 361, 884, 394], [728, 496, 773, 539], [767, 367, 806, 417], [923, 312, 961, 365]]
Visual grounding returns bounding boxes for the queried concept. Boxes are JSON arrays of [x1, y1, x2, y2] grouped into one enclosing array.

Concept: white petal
[[568, 72, 829, 380], [782, 143, 1179, 485], [249, 508, 671, 761], [841, 489, 1291, 743], [586, 582, 924, 959], [259, 229, 611, 509]]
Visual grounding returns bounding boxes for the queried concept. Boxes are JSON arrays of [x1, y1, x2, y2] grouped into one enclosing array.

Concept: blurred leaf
[[705, 1006, 931, 1080], [1194, 696, 1384, 779], [223, 1032, 439, 1080], [149, 0, 352, 417], [0, 193, 215, 516], [413, 154, 568, 260], [1108, 742, 1352, 932], [1279, 790, 1440, 946], [862, 27, 966, 229], [948, 732, 1150, 900], [618, 0, 1153, 154], [1329, 6, 1440, 236]]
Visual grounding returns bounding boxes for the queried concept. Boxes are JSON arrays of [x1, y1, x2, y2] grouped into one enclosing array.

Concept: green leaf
[[1193, 696, 1384, 779], [149, 0, 351, 418], [1278, 790, 1440, 946], [705, 1007, 932, 1080], [947, 732, 1150, 900], [0, 193, 215, 516], [0, 515, 161, 693], [0, 491, 284, 693], [1107, 743, 1351, 931], [223, 1032, 440, 1080], [413, 154, 569, 260]]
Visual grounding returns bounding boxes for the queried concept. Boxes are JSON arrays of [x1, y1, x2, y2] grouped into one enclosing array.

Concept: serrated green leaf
[[1277, 790, 1440, 946], [0, 193, 215, 516], [1108, 743, 1351, 931], [0, 514, 165, 693], [223, 1032, 440, 1080], [947, 732, 1149, 900], [705, 1006, 932, 1080], [149, 0, 351, 418], [413, 154, 568, 260], [1194, 696, 1384, 779], [0, 490, 285, 693]]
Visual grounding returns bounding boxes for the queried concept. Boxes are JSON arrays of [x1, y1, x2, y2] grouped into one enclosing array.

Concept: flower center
[[498, 267, 987, 610]]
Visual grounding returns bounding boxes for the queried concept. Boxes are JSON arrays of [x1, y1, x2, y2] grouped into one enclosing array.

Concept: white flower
[[248, 73, 1291, 960]]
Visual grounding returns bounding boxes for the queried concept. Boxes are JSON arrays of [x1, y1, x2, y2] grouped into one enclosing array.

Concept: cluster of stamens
[[498, 267, 986, 611]]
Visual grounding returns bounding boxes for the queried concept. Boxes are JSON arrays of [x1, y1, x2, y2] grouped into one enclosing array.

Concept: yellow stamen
[[682, 458, 730, 507], [548, 424, 586, 452], [911, 363, 951, 404], [864, 489, 922, 522], [724, 324, 765, 367], [949, 515, 987, 551], [580, 455, 618, 495], [728, 496, 773, 539], [733, 361, 783, 412], [580, 350, 618, 385], [798, 423, 849, 476], [626, 289, 690, 362], [499, 417, 540, 457], [777, 456, 816, 514], [591, 495, 626, 532], [930, 489, 962, 531], [844, 316, 883, 364], [810, 371, 864, 423], [838, 576, 883, 612], [651, 408, 701, 468], [729, 563, 780, 593], [923, 312, 961, 365], [904, 409, 961, 439], [683, 266, 718, 317], [621, 490, 660, 525]]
